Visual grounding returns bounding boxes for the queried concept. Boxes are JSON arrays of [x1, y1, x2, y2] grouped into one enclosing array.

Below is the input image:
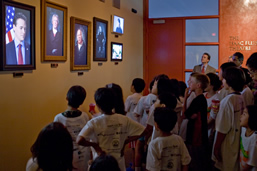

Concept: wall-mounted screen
[[111, 42, 123, 61], [112, 15, 124, 35]]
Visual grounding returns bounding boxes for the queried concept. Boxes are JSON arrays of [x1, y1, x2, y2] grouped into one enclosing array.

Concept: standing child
[[146, 107, 191, 171], [182, 73, 209, 171], [54, 85, 91, 171], [212, 67, 245, 171], [125, 78, 145, 122], [77, 88, 146, 171], [239, 105, 257, 171]]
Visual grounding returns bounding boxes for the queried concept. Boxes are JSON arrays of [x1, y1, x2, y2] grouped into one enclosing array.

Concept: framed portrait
[[70, 17, 91, 71], [41, 0, 67, 61], [0, 0, 35, 71], [93, 17, 108, 61], [111, 42, 123, 61]]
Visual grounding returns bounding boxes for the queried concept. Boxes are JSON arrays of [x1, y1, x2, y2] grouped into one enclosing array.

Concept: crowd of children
[[26, 52, 257, 171]]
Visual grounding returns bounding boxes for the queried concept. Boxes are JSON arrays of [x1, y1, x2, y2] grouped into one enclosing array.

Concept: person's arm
[[76, 136, 103, 155], [182, 88, 191, 119], [213, 131, 226, 162]]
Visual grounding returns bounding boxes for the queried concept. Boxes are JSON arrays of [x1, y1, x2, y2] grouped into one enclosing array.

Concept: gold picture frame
[[41, 0, 67, 61], [70, 17, 91, 71]]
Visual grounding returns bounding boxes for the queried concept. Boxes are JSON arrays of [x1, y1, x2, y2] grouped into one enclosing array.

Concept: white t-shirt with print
[[78, 113, 145, 171], [212, 93, 245, 171], [241, 86, 254, 107], [54, 111, 91, 171], [125, 93, 142, 122], [146, 134, 191, 171], [240, 127, 257, 171], [134, 96, 148, 127]]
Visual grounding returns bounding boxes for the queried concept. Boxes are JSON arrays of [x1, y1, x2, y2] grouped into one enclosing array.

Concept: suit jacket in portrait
[[74, 42, 87, 65], [46, 29, 63, 56], [6, 40, 30, 65], [193, 64, 216, 74]]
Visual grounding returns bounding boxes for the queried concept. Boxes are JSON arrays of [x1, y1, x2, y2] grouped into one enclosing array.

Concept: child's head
[[89, 154, 121, 171], [131, 78, 145, 93], [158, 93, 177, 110], [219, 62, 236, 80], [170, 79, 180, 99], [206, 73, 222, 92], [151, 74, 170, 95], [156, 78, 173, 95], [240, 105, 257, 131], [106, 83, 125, 115], [247, 52, 257, 82], [154, 107, 177, 133], [189, 73, 210, 91], [94, 88, 115, 114], [66, 85, 86, 109], [31, 122, 73, 171], [178, 81, 187, 98], [222, 66, 245, 92], [149, 79, 155, 93]]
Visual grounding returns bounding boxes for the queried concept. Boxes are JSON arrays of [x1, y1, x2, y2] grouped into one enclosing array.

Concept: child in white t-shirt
[[77, 88, 146, 171], [146, 107, 191, 171], [54, 85, 91, 171], [212, 67, 245, 171], [125, 78, 145, 122], [239, 105, 257, 171], [134, 79, 157, 127]]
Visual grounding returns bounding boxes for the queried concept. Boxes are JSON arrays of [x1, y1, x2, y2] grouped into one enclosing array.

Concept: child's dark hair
[[95, 88, 115, 114], [170, 79, 180, 100], [157, 78, 173, 95], [31, 122, 73, 171], [67, 85, 86, 108], [222, 66, 245, 92], [220, 62, 236, 72], [247, 52, 257, 70], [154, 74, 169, 81], [154, 107, 177, 133], [158, 93, 177, 110], [178, 81, 187, 97], [191, 73, 210, 90], [246, 105, 257, 131], [206, 73, 222, 91], [149, 79, 155, 92], [132, 78, 145, 93], [106, 83, 125, 115], [89, 154, 120, 171]]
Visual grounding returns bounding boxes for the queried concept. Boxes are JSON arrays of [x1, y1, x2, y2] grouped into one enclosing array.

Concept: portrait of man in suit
[[6, 12, 30, 65], [193, 52, 216, 74], [46, 13, 63, 56], [74, 27, 87, 65]]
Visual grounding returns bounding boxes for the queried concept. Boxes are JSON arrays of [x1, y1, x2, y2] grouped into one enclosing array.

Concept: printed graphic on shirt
[[161, 145, 181, 170]]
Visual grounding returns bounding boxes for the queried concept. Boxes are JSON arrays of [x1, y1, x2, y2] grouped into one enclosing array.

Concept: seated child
[[26, 122, 73, 171], [212, 66, 245, 171], [146, 107, 191, 171], [54, 85, 91, 171], [125, 78, 145, 122], [240, 105, 257, 171], [77, 88, 146, 171]]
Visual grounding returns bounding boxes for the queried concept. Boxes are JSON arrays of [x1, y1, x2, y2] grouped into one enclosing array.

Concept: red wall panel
[[146, 18, 183, 82]]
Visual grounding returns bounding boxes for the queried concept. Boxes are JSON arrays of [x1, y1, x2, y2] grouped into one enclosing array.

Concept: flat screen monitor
[[111, 42, 123, 61], [112, 15, 124, 35]]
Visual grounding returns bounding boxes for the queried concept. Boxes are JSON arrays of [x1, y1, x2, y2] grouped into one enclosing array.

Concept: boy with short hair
[[212, 67, 245, 171], [54, 85, 91, 171], [182, 73, 209, 171], [77, 88, 146, 171], [125, 78, 145, 122], [146, 107, 191, 171]]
